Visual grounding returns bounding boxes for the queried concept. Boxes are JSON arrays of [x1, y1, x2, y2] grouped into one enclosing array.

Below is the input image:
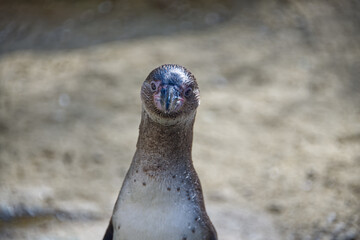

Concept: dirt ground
[[0, 1, 359, 239]]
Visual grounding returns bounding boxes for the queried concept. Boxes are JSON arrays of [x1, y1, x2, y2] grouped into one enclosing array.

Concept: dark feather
[[103, 219, 114, 240], [207, 231, 218, 240]]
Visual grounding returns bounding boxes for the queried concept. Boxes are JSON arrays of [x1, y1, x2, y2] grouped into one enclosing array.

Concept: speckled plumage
[[103, 64, 217, 240]]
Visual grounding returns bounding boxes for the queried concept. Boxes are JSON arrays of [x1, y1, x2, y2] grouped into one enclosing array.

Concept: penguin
[[103, 64, 217, 240]]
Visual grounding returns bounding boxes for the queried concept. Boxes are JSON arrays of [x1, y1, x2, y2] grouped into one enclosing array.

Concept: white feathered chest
[[112, 170, 206, 240]]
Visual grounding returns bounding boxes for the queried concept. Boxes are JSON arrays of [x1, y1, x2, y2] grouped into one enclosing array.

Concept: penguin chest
[[112, 179, 203, 240]]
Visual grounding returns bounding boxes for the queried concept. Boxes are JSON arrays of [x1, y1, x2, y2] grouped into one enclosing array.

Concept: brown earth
[[0, 1, 359, 239]]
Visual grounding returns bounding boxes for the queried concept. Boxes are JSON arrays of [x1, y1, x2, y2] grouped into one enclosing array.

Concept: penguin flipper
[[103, 219, 114, 240], [205, 223, 218, 240]]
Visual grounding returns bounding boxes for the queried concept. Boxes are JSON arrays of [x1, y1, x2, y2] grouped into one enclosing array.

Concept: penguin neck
[[135, 108, 195, 165]]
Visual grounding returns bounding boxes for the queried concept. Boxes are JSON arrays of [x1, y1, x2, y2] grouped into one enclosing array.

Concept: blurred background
[[0, 0, 359, 239]]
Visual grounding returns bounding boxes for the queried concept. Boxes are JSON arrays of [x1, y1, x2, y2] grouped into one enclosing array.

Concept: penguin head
[[141, 64, 200, 125]]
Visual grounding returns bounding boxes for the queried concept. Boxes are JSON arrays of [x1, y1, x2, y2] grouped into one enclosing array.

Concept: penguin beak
[[156, 85, 184, 113]]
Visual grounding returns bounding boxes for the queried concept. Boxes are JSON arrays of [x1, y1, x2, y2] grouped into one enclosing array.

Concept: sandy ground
[[0, 1, 359, 239]]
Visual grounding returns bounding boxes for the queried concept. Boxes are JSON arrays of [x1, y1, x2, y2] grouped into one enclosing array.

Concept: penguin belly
[[112, 178, 203, 240]]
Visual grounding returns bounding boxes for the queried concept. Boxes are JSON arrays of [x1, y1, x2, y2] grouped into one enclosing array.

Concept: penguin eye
[[184, 87, 192, 98], [150, 81, 157, 92]]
